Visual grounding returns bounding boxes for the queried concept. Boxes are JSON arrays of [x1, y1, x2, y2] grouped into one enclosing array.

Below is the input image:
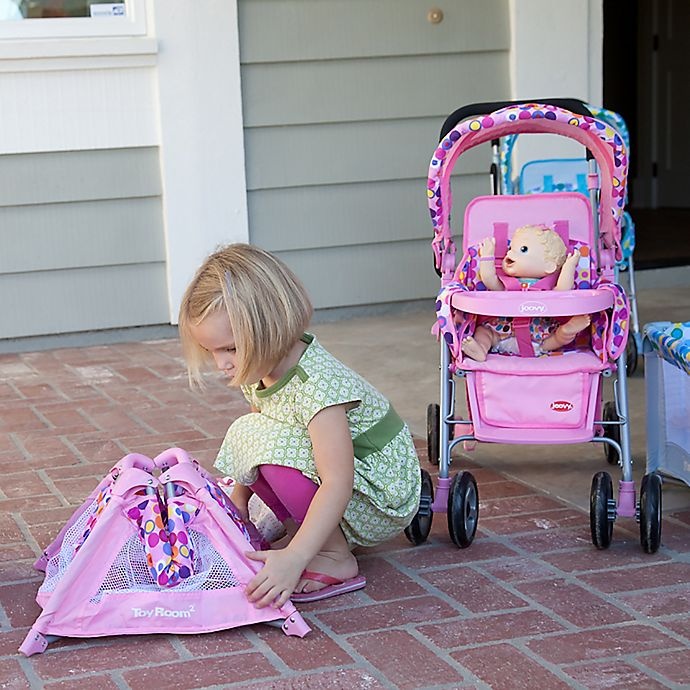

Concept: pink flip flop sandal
[[290, 570, 366, 603]]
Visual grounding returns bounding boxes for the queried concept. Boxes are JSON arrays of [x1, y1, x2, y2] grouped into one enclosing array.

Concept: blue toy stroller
[[498, 103, 641, 375]]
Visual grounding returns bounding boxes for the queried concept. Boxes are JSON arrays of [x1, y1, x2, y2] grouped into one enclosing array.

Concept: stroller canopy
[[428, 101, 629, 273]]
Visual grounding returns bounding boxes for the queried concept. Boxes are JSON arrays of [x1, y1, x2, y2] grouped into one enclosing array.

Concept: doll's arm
[[555, 249, 581, 291], [478, 237, 504, 291], [541, 314, 591, 351]]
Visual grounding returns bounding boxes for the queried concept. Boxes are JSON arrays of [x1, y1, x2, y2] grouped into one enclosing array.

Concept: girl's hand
[[245, 547, 307, 608]]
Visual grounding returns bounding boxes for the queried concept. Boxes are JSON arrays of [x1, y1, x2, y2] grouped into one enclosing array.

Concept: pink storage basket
[[462, 351, 607, 443], [20, 448, 310, 656]]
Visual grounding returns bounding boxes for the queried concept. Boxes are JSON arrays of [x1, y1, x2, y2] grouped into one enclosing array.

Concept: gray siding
[[239, 0, 510, 309], [0, 147, 167, 339]]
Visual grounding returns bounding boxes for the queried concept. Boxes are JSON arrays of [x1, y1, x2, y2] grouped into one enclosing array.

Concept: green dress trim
[[255, 334, 313, 398], [352, 405, 405, 459]]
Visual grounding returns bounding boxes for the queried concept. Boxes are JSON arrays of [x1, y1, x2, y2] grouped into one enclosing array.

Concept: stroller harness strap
[[512, 318, 536, 357]]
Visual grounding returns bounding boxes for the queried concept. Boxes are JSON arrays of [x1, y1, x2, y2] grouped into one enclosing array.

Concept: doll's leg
[[461, 324, 497, 362], [541, 314, 591, 352]]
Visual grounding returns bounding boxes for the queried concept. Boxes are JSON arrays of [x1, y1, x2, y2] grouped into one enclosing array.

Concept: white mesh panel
[[40, 498, 101, 595], [40, 501, 245, 604], [89, 528, 241, 603]]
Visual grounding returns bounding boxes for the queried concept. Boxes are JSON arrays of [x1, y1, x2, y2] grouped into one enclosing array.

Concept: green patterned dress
[[214, 334, 421, 547]]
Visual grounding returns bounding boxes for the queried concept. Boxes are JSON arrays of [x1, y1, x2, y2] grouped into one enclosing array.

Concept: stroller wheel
[[404, 469, 434, 545], [427, 403, 440, 466], [625, 336, 639, 376], [447, 471, 478, 548], [602, 402, 620, 466], [639, 472, 662, 554], [590, 471, 615, 549]]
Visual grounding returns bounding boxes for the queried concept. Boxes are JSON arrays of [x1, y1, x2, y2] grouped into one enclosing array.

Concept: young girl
[[178, 243, 421, 608]]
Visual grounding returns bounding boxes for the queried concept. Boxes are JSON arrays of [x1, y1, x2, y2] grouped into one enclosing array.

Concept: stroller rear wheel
[[447, 471, 478, 548], [404, 469, 434, 545], [426, 403, 440, 466], [601, 401, 620, 466], [639, 472, 662, 554], [590, 471, 615, 549]]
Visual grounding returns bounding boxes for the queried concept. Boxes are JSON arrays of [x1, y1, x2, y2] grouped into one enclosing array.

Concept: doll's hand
[[245, 547, 307, 608], [555, 249, 582, 290], [562, 249, 581, 272], [479, 237, 496, 259]]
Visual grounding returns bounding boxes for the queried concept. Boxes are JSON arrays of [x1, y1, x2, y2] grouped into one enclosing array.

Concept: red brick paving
[[1, 339, 689, 689]]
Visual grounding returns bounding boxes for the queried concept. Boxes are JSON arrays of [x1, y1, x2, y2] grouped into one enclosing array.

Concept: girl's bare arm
[[244, 404, 354, 607]]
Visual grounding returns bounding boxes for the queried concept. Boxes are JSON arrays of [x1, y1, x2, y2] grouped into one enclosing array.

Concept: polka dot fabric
[[644, 321, 690, 375], [429, 102, 629, 273]]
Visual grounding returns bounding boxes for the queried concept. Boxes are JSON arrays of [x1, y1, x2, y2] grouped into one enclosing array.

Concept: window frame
[[0, 0, 146, 39]]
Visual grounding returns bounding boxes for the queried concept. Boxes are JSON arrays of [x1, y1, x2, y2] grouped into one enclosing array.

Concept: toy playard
[[20, 447, 310, 657]]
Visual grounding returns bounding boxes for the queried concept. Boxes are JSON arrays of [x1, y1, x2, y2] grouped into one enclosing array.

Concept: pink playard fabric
[[19, 448, 310, 656]]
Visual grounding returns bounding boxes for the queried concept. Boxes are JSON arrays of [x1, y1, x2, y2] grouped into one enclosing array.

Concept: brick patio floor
[[1, 338, 689, 689]]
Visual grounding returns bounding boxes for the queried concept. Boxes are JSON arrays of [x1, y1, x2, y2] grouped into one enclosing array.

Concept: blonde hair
[[513, 224, 567, 271], [179, 243, 313, 387]]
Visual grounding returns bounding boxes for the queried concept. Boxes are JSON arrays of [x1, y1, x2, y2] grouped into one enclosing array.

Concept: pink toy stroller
[[404, 100, 645, 552], [20, 447, 310, 656]]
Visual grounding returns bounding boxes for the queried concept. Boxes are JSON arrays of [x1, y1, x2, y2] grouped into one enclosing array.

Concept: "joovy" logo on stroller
[[519, 301, 547, 314], [131, 605, 195, 619], [550, 400, 574, 412]]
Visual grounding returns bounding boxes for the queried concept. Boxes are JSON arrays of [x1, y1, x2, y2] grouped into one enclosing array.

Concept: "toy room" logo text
[[131, 605, 195, 619]]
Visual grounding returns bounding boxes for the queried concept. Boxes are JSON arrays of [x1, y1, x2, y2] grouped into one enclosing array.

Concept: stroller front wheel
[[590, 471, 615, 549], [447, 471, 478, 548], [404, 469, 434, 545]]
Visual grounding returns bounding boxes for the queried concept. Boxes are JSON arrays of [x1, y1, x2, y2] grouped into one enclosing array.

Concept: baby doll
[[461, 224, 591, 362]]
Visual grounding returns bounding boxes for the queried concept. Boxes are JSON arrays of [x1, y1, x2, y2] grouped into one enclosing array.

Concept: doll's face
[[502, 228, 554, 278]]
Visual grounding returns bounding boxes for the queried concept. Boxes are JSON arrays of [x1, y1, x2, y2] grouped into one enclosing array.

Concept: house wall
[[0, 0, 604, 344], [237, 0, 511, 310], [0, 41, 166, 339], [0, 1, 248, 343], [509, 0, 604, 168]]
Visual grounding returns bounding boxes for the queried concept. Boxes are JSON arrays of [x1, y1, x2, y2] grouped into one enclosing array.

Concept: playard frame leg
[[19, 629, 60, 656], [280, 612, 311, 637]]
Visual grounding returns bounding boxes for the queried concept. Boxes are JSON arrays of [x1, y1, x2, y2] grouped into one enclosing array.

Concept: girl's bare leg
[[294, 525, 359, 593]]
